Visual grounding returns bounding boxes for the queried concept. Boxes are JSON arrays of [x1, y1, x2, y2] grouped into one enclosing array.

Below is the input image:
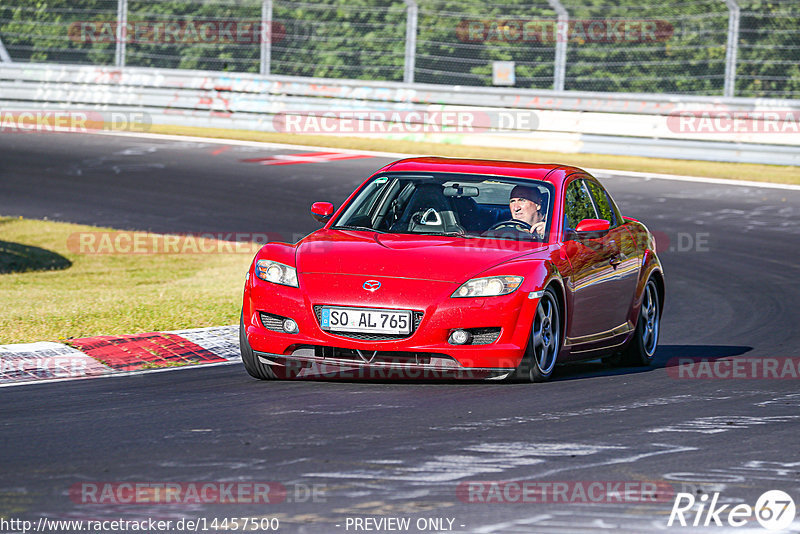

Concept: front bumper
[[243, 274, 539, 373], [255, 349, 513, 380]]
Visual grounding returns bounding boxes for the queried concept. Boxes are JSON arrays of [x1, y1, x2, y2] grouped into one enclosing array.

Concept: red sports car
[[240, 157, 664, 382]]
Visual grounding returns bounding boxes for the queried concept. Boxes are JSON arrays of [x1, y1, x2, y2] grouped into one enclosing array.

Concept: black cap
[[510, 185, 542, 204]]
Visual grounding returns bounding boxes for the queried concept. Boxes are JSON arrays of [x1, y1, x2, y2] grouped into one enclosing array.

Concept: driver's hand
[[531, 221, 546, 237]]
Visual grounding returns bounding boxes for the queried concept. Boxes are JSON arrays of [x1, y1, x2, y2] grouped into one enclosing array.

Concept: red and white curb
[[0, 326, 240, 387]]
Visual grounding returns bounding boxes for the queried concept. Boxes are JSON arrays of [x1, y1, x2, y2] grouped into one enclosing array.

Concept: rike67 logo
[[668, 490, 796, 530]]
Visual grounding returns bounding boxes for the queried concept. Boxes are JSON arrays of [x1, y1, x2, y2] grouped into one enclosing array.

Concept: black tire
[[240, 312, 277, 380], [510, 287, 561, 382], [620, 278, 660, 366]]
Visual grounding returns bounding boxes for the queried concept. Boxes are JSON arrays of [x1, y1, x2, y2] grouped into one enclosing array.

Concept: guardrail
[[1, 63, 798, 165]]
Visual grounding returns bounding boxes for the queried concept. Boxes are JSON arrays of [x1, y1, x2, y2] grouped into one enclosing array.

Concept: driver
[[509, 185, 546, 238]]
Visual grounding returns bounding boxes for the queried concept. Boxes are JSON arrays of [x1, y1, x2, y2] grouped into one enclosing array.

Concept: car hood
[[295, 229, 549, 282]]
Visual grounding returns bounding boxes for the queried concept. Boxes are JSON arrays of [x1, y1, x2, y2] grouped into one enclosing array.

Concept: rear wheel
[[511, 288, 561, 382], [620, 279, 660, 366], [240, 312, 277, 380]]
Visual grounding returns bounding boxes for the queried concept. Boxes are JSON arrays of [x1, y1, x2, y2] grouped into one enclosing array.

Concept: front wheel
[[511, 288, 561, 382], [620, 279, 660, 366], [240, 312, 277, 380]]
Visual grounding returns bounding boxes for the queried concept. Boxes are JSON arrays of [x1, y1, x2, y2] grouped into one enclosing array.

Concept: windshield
[[332, 172, 555, 242]]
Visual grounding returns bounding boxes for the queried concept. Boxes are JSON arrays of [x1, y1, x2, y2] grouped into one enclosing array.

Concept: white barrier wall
[[1, 63, 798, 165]]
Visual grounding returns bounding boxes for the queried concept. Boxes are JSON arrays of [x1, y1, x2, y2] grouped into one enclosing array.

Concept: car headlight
[[452, 276, 523, 297], [255, 260, 298, 287]]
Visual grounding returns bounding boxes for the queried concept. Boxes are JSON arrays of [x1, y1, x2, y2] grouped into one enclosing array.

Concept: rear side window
[[563, 179, 597, 231], [585, 180, 617, 226]]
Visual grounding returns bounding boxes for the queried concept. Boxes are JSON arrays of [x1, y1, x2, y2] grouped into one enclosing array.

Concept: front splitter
[[256, 351, 513, 381]]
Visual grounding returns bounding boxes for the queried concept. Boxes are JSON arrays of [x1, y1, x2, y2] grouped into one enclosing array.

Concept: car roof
[[378, 157, 588, 186]]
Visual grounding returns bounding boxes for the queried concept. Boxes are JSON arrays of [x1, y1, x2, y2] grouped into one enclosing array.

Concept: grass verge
[[0, 216, 251, 344], [149, 124, 800, 185]]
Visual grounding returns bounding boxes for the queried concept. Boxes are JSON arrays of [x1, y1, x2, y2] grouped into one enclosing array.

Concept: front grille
[[313, 306, 424, 341], [293, 345, 455, 366]]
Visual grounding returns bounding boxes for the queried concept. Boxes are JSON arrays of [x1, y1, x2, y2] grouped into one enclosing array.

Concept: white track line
[[587, 167, 800, 191], [93, 130, 409, 159], [0, 360, 241, 388], [94, 130, 800, 191]]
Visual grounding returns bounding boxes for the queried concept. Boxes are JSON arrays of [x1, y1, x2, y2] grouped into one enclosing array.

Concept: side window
[[336, 177, 394, 227], [585, 180, 617, 226], [563, 179, 597, 232]]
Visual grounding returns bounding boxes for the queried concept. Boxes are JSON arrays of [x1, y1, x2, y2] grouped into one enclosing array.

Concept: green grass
[[150, 124, 800, 185], [0, 216, 252, 344]]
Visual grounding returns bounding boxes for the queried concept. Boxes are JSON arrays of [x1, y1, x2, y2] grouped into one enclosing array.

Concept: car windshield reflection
[[331, 172, 555, 242]]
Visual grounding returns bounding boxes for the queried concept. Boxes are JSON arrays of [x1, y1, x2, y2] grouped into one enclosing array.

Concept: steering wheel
[[488, 220, 532, 233]]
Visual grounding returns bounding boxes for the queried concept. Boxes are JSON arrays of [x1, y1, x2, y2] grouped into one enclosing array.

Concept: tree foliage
[[0, 0, 797, 97]]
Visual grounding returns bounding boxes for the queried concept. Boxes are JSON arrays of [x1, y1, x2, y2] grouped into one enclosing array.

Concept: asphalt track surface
[[1, 133, 800, 533]]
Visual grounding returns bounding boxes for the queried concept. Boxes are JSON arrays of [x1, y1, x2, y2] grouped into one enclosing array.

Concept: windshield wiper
[[415, 232, 475, 238], [331, 225, 386, 234]]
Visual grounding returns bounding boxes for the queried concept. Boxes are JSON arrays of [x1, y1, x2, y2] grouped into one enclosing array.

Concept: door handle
[[609, 255, 623, 267]]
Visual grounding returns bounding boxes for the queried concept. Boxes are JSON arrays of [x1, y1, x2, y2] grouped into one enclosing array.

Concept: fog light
[[448, 329, 472, 345], [282, 318, 298, 334]]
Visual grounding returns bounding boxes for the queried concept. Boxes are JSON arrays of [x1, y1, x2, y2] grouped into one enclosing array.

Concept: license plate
[[320, 307, 412, 335]]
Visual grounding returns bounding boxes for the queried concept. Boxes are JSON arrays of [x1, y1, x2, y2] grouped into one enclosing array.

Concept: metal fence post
[[723, 0, 740, 98], [403, 0, 418, 84], [547, 0, 568, 91], [0, 35, 12, 62], [115, 0, 127, 67], [260, 0, 273, 76]]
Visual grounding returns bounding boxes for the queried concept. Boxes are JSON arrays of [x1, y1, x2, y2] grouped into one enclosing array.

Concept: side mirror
[[310, 202, 334, 223], [575, 219, 611, 233], [566, 219, 611, 241]]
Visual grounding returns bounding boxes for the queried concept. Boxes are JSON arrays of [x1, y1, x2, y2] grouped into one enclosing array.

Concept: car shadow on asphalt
[[268, 345, 754, 385], [550, 344, 754, 382]]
